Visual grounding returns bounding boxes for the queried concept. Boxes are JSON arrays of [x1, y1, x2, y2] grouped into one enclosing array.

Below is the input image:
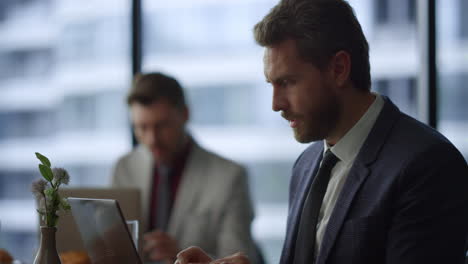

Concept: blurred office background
[[0, 0, 466, 263]]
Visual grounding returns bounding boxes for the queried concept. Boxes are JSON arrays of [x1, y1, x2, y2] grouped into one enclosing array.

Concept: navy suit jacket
[[280, 97, 468, 264]]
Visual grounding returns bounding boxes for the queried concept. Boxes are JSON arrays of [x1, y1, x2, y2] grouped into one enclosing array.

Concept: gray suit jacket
[[112, 141, 257, 260], [281, 97, 468, 264]]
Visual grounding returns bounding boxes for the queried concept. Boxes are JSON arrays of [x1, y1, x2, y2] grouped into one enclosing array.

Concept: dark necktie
[[155, 166, 171, 231], [294, 149, 339, 264]]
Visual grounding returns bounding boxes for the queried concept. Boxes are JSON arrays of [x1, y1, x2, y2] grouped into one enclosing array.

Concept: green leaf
[[35, 152, 51, 167], [39, 164, 54, 182], [60, 198, 71, 211], [36, 209, 45, 215]]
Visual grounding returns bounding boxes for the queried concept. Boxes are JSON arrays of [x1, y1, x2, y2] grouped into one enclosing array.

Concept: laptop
[[68, 197, 143, 264], [55, 188, 141, 253]]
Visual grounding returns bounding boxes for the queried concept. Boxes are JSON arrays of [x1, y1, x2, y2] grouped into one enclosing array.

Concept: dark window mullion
[[417, 0, 437, 128], [131, 0, 142, 147]]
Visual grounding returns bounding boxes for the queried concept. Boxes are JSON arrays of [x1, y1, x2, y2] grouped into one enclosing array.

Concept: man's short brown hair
[[127, 72, 187, 109], [254, 0, 371, 91]]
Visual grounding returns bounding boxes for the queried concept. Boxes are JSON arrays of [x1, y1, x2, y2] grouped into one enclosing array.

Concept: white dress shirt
[[315, 93, 385, 254]]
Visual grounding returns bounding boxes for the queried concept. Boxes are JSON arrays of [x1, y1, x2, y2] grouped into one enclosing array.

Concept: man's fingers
[[174, 249, 248, 264], [143, 242, 153, 252], [209, 252, 249, 264], [174, 262, 206, 264], [143, 232, 176, 253], [176, 246, 199, 264], [149, 250, 172, 261], [143, 237, 167, 252], [143, 238, 167, 250], [176, 246, 212, 264]]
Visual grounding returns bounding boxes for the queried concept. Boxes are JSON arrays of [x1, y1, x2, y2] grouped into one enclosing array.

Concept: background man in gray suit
[[176, 0, 468, 263], [112, 73, 259, 264]]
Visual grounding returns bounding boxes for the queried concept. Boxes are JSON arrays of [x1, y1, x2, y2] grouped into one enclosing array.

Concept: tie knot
[[322, 149, 339, 169]]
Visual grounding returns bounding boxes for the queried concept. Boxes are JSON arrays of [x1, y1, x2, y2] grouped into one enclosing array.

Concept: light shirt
[[315, 93, 385, 255]]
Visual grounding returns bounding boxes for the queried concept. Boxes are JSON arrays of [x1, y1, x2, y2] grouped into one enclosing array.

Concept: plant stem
[[41, 192, 49, 226]]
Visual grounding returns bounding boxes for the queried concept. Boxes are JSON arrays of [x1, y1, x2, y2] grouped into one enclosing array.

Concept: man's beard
[[293, 95, 341, 143]]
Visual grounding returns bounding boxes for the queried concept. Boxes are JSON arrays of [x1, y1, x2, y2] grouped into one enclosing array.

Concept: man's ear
[[329, 50, 351, 87]]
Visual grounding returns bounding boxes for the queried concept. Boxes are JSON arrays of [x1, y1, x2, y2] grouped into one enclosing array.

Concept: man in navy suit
[[175, 0, 468, 263]]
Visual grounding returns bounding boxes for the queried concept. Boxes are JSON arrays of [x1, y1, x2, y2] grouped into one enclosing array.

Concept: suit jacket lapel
[[316, 97, 401, 264], [138, 142, 205, 234], [136, 145, 154, 232], [168, 143, 206, 237], [316, 163, 369, 264], [281, 144, 323, 264]]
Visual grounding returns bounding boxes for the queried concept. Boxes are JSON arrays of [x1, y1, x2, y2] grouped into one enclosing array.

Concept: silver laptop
[[55, 188, 141, 253], [68, 197, 143, 264]]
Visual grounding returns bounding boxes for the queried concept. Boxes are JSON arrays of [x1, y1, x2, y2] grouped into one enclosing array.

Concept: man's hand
[[175, 247, 250, 264], [143, 230, 179, 263], [175, 246, 212, 264]]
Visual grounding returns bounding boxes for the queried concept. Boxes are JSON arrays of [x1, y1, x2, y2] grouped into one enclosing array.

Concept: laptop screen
[[68, 197, 142, 264]]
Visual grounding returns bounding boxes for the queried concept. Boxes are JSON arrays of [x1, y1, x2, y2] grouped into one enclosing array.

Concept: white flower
[[31, 179, 47, 198], [52, 168, 70, 185]]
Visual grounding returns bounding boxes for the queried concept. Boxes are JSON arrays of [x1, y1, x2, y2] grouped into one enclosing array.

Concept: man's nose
[[146, 129, 160, 146], [272, 87, 288, 112]]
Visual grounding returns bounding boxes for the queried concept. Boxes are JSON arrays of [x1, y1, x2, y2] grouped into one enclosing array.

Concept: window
[[0, 110, 55, 138], [365, 0, 419, 119], [0, 49, 52, 80], [0, 1, 131, 262], [460, 0, 468, 38], [1, 0, 464, 263], [374, 0, 416, 25], [438, 0, 468, 161], [374, 77, 417, 117], [59, 22, 97, 62]]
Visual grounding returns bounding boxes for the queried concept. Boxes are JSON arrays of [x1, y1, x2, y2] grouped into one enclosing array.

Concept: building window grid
[[0, 0, 465, 262]]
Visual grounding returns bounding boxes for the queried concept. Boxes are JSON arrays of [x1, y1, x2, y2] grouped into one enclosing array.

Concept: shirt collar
[[324, 93, 385, 164]]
